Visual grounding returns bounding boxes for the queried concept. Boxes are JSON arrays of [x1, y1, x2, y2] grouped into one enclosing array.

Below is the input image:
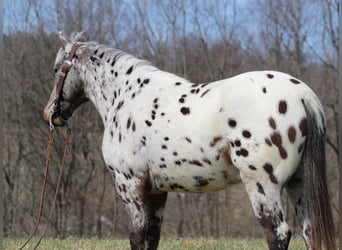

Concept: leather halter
[[52, 43, 81, 122]]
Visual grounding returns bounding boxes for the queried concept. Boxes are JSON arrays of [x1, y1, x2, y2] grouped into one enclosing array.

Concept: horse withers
[[43, 32, 336, 250]]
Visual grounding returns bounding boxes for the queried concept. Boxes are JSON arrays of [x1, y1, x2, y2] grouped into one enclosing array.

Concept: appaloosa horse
[[43, 32, 335, 250]]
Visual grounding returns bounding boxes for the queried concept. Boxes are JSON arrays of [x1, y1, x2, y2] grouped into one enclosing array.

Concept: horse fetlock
[[267, 232, 291, 250], [129, 231, 145, 250]]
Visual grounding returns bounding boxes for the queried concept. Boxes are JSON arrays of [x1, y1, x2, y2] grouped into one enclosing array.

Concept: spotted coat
[[44, 32, 334, 250]]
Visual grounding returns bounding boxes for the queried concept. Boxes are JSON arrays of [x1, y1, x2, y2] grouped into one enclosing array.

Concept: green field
[[4, 237, 307, 250]]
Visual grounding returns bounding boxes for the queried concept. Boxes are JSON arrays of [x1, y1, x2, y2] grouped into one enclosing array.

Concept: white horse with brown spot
[[43, 32, 336, 250]]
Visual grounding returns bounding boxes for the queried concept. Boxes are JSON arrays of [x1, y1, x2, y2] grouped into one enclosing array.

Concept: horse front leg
[[115, 172, 149, 250], [115, 170, 167, 250]]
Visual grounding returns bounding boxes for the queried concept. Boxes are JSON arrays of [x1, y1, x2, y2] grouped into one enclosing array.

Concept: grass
[[4, 237, 308, 250]]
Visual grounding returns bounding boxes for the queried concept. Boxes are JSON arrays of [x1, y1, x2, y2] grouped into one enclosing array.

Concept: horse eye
[[54, 68, 58, 74]]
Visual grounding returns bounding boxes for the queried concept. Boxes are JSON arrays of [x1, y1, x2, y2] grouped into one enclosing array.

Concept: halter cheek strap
[[52, 43, 81, 121]]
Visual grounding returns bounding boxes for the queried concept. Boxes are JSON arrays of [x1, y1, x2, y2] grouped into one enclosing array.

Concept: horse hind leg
[[285, 168, 309, 247], [145, 192, 168, 250], [241, 174, 291, 250]]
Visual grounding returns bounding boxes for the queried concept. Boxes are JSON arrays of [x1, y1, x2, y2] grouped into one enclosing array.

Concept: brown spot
[[239, 148, 249, 157], [257, 182, 265, 195], [249, 165, 257, 170], [279, 147, 287, 159], [180, 107, 190, 115], [210, 136, 223, 147], [116, 100, 124, 110], [262, 87, 267, 93], [189, 160, 203, 167], [175, 82, 181, 86], [202, 158, 212, 165], [269, 117, 276, 129], [271, 132, 281, 147], [193, 176, 209, 187], [228, 119, 237, 128], [299, 118, 307, 136], [132, 122, 136, 132], [263, 163, 273, 174], [278, 100, 287, 114], [200, 89, 210, 97], [267, 73, 274, 79], [145, 120, 152, 127], [288, 126, 296, 143], [265, 138, 272, 146], [235, 140, 241, 147], [185, 137, 192, 143], [290, 78, 300, 84], [127, 117, 131, 129], [126, 66, 133, 74], [242, 130, 252, 138], [263, 163, 278, 184], [161, 145, 167, 149], [271, 132, 288, 159]]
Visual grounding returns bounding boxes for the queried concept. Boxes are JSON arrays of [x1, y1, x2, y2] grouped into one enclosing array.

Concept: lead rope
[[19, 127, 54, 250], [33, 123, 71, 249], [20, 118, 72, 249]]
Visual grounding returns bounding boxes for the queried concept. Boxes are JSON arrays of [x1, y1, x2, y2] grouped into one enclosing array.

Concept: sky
[[3, 0, 338, 65], [3, 0, 254, 35]]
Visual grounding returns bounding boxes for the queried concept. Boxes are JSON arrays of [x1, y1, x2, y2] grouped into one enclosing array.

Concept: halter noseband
[[51, 43, 81, 127]]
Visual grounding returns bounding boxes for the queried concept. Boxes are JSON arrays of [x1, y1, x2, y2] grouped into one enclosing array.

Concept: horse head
[[43, 31, 88, 127]]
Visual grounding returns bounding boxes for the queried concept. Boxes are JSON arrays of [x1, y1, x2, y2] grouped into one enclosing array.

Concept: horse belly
[[150, 153, 241, 193]]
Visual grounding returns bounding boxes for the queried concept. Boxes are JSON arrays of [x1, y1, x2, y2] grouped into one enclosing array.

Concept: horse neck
[[76, 45, 156, 125]]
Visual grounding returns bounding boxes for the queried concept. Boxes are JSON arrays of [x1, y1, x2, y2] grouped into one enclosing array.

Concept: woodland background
[[4, 0, 339, 239]]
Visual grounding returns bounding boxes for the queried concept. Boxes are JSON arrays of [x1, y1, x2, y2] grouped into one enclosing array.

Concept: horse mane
[[64, 31, 155, 72]]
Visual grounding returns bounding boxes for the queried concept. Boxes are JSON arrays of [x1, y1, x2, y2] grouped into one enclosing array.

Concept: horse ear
[[58, 31, 69, 49]]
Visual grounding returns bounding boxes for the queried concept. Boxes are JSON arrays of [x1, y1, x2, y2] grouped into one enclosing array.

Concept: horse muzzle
[[43, 103, 66, 127]]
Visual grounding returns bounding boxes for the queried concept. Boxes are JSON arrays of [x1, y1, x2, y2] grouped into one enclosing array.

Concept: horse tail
[[301, 99, 336, 250]]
